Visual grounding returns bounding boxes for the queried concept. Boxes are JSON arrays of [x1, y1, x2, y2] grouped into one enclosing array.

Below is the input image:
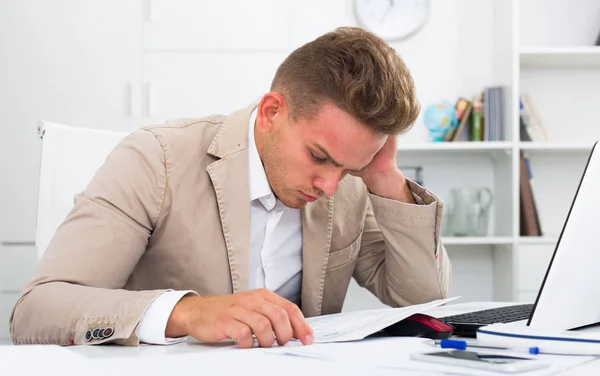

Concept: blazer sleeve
[[352, 179, 451, 307], [10, 129, 170, 346]]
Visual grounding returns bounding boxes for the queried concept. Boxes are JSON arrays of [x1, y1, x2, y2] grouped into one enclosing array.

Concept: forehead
[[296, 103, 385, 163]]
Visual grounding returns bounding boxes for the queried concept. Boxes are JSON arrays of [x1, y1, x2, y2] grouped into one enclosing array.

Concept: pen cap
[[439, 339, 467, 350]]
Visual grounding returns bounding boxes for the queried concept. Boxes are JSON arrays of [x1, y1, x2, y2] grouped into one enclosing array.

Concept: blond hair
[[270, 26, 420, 135]]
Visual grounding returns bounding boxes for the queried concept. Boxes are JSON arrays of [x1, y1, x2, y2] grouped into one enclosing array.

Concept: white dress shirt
[[136, 109, 303, 344]]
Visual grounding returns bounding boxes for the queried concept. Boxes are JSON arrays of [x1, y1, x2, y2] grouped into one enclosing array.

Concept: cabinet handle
[[126, 82, 133, 118], [146, 81, 155, 117], [144, 0, 156, 22]]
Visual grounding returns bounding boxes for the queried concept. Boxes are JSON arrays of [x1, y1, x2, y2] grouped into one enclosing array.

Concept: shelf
[[520, 47, 600, 68], [442, 236, 514, 246], [518, 142, 595, 153], [518, 237, 558, 246], [397, 141, 514, 152]]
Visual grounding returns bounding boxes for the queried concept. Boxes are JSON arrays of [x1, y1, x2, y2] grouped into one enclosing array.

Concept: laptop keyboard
[[439, 304, 534, 325]]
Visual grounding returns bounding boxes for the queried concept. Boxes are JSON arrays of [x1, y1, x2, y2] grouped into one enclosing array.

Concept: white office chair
[[35, 121, 128, 260]]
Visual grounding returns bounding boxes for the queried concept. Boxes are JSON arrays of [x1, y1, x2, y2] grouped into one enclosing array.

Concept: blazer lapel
[[206, 103, 258, 294], [300, 195, 334, 317]]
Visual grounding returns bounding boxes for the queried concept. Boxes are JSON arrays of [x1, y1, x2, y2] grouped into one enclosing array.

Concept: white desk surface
[[1, 302, 599, 375]]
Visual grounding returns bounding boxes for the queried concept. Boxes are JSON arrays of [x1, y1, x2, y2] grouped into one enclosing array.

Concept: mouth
[[298, 191, 318, 202]]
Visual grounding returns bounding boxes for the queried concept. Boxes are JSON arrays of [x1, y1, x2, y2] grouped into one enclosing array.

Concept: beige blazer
[[10, 102, 450, 346]]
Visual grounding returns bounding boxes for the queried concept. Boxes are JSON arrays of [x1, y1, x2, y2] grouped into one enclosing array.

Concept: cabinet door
[[0, 292, 20, 341], [0, 0, 142, 242], [143, 0, 359, 52], [142, 53, 287, 125], [0, 245, 37, 292], [144, 0, 290, 51], [516, 244, 554, 291]]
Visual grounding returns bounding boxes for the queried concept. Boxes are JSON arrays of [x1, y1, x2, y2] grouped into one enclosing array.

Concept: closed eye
[[310, 151, 327, 164]]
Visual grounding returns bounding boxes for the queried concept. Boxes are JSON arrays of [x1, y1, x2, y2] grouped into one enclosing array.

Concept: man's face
[[256, 96, 387, 209]]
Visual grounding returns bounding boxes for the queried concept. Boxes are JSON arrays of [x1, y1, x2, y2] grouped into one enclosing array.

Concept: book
[[482, 86, 505, 141], [471, 97, 483, 141], [447, 98, 472, 141], [520, 94, 549, 141], [519, 151, 542, 236]]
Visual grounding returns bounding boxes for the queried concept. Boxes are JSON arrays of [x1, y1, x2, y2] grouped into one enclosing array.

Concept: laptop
[[438, 141, 600, 337]]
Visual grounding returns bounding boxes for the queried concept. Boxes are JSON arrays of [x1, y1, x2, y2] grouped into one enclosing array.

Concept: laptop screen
[[528, 142, 600, 330]]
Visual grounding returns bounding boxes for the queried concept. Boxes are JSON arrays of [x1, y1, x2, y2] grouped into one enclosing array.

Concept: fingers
[[199, 289, 314, 348], [286, 303, 314, 345], [251, 300, 294, 346], [223, 318, 255, 349], [260, 290, 314, 345], [234, 308, 277, 348]]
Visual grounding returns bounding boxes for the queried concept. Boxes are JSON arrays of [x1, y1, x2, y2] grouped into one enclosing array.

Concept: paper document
[[268, 337, 596, 376], [305, 297, 459, 343]]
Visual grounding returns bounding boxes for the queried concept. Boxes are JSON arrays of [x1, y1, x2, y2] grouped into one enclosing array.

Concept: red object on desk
[[382, 313, 454, 340]]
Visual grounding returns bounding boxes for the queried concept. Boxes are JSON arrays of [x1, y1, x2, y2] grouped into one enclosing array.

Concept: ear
[[256, 92, 288, 133]]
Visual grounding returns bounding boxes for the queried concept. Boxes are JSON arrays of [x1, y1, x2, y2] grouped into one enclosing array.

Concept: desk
[[1, 302, 599, 375], [425, 302, 600, 375]]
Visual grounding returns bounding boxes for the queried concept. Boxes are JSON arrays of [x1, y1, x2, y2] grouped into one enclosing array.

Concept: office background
[[1, 0, 600, 342]]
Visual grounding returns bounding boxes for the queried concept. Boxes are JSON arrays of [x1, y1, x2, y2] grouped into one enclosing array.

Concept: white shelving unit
[[520, 46, 600, 68], [397, 141, 514, 152], [519, 142, 595, 152], [395, 0, 600, 304]]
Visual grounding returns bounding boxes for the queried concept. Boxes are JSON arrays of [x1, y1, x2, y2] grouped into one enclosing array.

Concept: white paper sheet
[[305, 297, 459, 343], [268, 337, 597, 376]]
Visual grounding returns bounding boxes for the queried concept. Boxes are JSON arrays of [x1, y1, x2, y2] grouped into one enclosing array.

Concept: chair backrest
[[35, 121, 128, 259]]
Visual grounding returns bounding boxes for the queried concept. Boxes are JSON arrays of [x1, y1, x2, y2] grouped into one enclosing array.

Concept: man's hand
[[165, 288, 314, 348], [351, 135, 415, 203]]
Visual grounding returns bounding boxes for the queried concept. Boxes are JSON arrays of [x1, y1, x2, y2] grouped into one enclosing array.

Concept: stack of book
[[444, 85, 506, 142]]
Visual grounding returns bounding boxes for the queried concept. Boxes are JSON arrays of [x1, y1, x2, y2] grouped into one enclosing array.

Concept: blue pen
[[436, 339, 540, 355]]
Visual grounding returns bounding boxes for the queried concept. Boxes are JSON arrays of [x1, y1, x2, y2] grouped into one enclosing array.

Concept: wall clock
[[354, 0, 429, 42]]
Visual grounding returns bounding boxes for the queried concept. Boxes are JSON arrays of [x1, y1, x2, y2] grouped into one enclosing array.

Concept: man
[[10, 27, 450, 348]]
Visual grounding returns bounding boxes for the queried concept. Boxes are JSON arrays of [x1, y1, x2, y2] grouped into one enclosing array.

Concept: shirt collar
[[248, 108, 275, 205]]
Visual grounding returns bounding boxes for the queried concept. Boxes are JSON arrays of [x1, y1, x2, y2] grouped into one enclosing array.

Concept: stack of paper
[[305, 297, 458, 343]]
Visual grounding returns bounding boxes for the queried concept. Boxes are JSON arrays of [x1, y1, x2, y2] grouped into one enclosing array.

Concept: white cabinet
[[139, 0, 360, 125], [0, 292, 20, 341], [0, 0, 142, 242], [143, 0, 290, 52], [0, 245, 37, 292], [0, 1, 143, 341], [142, 0, 357, 52], [142, 53, 286, 125], [0, 245, 36, 341]]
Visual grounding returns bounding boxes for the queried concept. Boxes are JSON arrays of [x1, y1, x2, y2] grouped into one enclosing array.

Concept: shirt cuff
[[137, 290, 196, 345]]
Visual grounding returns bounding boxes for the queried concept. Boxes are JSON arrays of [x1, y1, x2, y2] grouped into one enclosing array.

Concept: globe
[[423, 101, 458, 142]]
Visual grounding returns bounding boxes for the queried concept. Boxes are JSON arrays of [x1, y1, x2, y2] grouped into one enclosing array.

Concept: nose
[[313, 170, 344, 197]]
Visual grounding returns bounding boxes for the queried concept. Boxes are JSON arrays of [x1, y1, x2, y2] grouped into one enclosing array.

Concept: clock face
[[354, 0, 429, 41]]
